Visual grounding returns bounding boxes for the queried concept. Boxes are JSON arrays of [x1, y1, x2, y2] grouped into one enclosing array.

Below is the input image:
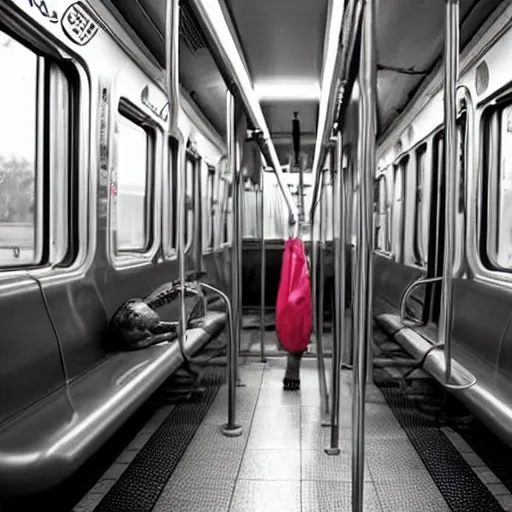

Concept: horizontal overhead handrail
[[310, 0, 363, 222], [188, 0, 299, 228]]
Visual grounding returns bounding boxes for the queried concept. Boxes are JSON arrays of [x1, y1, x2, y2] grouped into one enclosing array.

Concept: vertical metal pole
[[326, 133, 345, 454], [298, 164, 305, 222], [352, 0, 376, 510], [316, 169, 329, 425], [438, 0, 459, 385], [237, 138, 244, 386], [312, 201, 318, 344], [222, 90, 242, 436], [259, 173, 267, 362], [165, 0, 188, 378]]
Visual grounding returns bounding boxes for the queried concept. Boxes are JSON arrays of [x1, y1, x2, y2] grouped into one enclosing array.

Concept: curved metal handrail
[[199, 283, 241, 436], [400, 277, 477, 391], [422, 342, 477, 391], [315, 168, 330, 426], [400, 276, 442, 325]]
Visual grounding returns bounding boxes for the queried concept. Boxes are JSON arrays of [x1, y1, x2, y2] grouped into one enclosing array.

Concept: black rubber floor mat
[[454, 419, 512, 494], [375, 376, 504, 512], [93, 367, 225, 512]]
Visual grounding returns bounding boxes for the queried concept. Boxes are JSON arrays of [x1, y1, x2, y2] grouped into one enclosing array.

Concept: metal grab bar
[[259, 179, 266, 363], [199, 283, 242, 436], [352, 1, 376, 508], [165, 0, 190, 377], [226, 90, 243, 388], [315, 168, 330, 426], [326, 132, 346, 456], [439, 0, 460, 387], [419, 342, 477, 391], [310, 0, 363, 223], [399, 279, 477, 391], [188, 0, 299, 228], [400, 276, 442, 325]]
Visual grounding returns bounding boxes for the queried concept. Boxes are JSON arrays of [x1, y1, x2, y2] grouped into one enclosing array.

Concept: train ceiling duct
[[188, 0, 299, 226]]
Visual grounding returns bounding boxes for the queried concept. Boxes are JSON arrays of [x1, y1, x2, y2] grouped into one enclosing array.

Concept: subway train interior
[[4, 0, 512, 510]]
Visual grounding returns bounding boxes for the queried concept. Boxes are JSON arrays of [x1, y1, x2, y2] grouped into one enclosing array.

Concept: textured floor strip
[[374, 375, 504, 512], [453, 417, 512, 494], [93, 367, 225, 512]]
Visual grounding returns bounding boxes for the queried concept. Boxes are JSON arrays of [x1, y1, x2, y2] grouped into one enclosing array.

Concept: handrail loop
[[199, 283, 242, 436], [399, 276, 442, 326]]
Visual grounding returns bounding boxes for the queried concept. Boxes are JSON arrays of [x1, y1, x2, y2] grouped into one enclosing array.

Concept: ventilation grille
[[180, 2, 207, 53]]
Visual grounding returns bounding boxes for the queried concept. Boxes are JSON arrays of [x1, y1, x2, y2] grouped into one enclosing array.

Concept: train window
[[203, 165, 215, 251], [0, 33, 74, 268], [375, 175, 389, 253], [0, 36, 39, 266], [486, 104, 512, 269], [454, 117, 466, 275], [168, 139, 177, 254], [391, 157, 407, 261], [185, 150, 197, 250], [413, 145, 428, 266], [224, 190, 231, 245], [115, 107, 154, 252]]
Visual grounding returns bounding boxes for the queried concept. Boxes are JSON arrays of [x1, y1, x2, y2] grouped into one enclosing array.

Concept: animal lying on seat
[[107, 277, 206, 351]]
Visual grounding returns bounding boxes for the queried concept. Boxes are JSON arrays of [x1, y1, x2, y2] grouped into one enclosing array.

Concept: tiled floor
[[75, 356, 460, 511]]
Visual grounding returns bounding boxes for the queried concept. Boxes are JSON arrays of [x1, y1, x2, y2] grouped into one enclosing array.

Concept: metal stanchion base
[[324, 447, 341, 456], [222, 423, 243, 437], [236, 378, 246, 387], [260, 356, 267, 363]]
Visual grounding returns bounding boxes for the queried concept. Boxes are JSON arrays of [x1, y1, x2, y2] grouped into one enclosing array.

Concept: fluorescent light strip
[[311, 0, 345, 185], [194, 0, 298, 222], [254, 81, 321, 101]]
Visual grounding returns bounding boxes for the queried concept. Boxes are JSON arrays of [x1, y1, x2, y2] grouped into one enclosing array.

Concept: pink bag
[[276, 238, 312, 353]]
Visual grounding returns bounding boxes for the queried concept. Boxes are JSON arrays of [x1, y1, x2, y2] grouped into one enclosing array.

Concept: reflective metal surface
[[438, 0, 459, 385], [316, 169, 330, 425], [188, 0, 299, 226], [227, 90, 242, 391], [310, 0, 363, 222], [165, 0, 189, 365], [326, 132, 345, 455], [400, 277, 442, 325], [259, 178, 266, 363], [199, 283, 241, 436], [352, 0, 376, 509]]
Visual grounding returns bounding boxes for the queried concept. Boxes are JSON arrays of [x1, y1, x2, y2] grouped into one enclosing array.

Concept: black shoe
[[283, 377, 300, 391]]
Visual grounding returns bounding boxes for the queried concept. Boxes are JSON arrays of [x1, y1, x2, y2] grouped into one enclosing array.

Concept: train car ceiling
[[104, 0, 328, 171], [105, 0, 227, 137], [371, 0, 504, 139], [224, 0, 328, 170], [101, 0, 504, 166]]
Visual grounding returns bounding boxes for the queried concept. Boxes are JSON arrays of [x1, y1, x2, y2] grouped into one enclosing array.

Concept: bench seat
[[0, 310, 226, 496]]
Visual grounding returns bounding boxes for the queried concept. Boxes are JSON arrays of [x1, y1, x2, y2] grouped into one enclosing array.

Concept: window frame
[[391, 155, 408, 263], [481, 96, 512, 273], [0, 25, 83, 275], [218, 175, 231, 249], [374, 171, 392, 256], [110, 98, 159, 267], [184, 145, 199, 254], [461, 84, 512, 287], [413, 143, 428, 267], [165, 135, 178, 259], [203, 163, 215, 254]]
